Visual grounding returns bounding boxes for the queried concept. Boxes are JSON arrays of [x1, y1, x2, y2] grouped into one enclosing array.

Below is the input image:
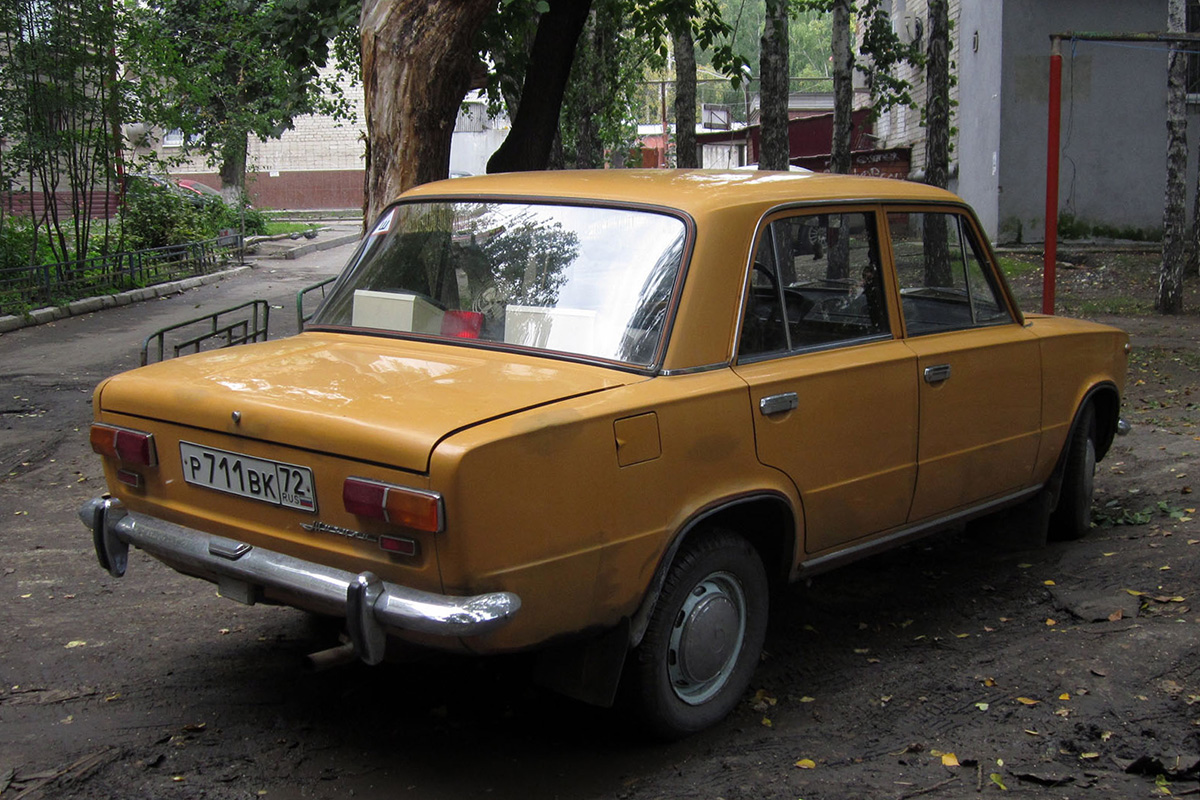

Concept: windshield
[[312, 201, 688, 367]]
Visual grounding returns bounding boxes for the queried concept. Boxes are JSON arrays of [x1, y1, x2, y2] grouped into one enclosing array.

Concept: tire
[[628, 530, 769, 739], [1049, 403, 1097, 541]]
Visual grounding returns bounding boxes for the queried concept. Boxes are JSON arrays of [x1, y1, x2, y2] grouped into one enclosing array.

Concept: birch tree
[[759, 0, 790, 170], [1160, 0, 1188, 314]]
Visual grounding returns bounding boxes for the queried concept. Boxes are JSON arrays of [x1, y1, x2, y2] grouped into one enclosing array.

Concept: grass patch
[[1075, 296, 1151, 316], [997, 255, 1039, 278]]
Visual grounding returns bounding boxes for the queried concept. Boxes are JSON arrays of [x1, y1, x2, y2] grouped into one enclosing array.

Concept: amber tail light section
[[90, 423, 158, 467], [343, 478, 444, 533]]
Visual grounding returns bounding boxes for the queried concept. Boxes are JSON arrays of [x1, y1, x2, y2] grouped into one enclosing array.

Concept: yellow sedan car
[[81, 170, 1128, 737]]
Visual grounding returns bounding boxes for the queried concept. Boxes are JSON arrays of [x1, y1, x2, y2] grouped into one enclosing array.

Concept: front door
[[885, 209, 1042, 522]]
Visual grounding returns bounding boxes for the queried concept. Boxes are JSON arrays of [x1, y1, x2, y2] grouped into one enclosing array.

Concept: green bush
[[120, 185, 208, 249], [0, 217, 57, 270], [119, 185, 270, 248]]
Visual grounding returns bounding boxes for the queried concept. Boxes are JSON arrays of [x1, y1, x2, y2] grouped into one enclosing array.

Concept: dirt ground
[[1, 244, 1198, 800]]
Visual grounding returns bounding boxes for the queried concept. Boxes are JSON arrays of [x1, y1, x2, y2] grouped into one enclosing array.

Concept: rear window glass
[[311, 201, 687, 366]]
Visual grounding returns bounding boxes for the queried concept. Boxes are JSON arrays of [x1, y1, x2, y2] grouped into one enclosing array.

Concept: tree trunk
[[924, 0, 950, 190], [218, 130, 248, 200], [830, 0, 852, 175], [1160, 0, 1188, 314], [360, 0, 493, 223], [673, 20, 697, 168], [487, 0, 592, 174], [759, 0, 789, 170]]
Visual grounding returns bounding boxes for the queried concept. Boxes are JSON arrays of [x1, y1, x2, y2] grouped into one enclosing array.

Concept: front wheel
[[1050, 403, 1097, 541], [628, 530, 768, 739]]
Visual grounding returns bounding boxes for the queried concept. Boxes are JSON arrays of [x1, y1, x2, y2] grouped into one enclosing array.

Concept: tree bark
[[924, 0, 950, 190], [673, 20, 697, 168], [759, 0, 789, 170], [360, 0, 493, 223], [1160, 0, 1188, 314], [218, 130, 248, 200], [830, 0, 852, 175], [487, 0, 592, 174]]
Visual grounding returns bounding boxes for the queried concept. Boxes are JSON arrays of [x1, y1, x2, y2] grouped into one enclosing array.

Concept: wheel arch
[[1048, 381, 1119, 508], [628, 491, 797, 649]]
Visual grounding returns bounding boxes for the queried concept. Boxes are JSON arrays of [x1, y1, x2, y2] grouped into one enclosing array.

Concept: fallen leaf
[[955, 633, 970, 639], [65, 641, 86, 649], [1101, 731, 1113, 741], [941, 752, 960, 767], [975, 702, 990, 711], [1024, 729, 1040, 736], [799, 696, 816, 703], [1059, 693, 1071, 701], [1045, 618, 1057, 626], [1080, 752, 1100, 760], [983, 677, 997, 687], [1044, 580, 1056, 586], [1017, 563, 1032, 569], [1125, 589, 1146, 597], [853, 648, 869, 654], [794, 758, 816, 769], [990, 773, 1008, 790], [1109, 609, 1125, 622], [761, 716, 773, 727], [1017, 697, 1040, 706], [1055, 708, 1070, 717]]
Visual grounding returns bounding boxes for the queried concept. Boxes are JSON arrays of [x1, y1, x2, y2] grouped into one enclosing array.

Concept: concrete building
[[872, 0, 1194, 243]]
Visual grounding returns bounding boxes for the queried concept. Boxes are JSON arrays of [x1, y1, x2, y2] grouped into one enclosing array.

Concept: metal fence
[[141, 299, 269, 366], [0, 237, 238, 316]]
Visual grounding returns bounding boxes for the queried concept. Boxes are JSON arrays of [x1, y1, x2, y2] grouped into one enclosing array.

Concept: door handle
[[923, 364, 952, 385], [759, 392, 799, 416]]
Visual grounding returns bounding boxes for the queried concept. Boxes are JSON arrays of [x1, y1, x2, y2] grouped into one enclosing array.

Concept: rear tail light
[[343, 478, 444, 533], [90, 423, 158, 467]]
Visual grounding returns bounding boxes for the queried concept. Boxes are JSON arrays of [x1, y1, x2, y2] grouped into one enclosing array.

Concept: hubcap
[[667, 571, 747, 705]]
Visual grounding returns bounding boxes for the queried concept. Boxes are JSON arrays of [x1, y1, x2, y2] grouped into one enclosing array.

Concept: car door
[[885, 209, 1042, 522], [733, 209, 919, 556]]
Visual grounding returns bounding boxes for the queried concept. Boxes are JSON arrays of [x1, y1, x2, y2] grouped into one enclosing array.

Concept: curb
[[275, 232, 361, 260], [0, 266, 251, 335]]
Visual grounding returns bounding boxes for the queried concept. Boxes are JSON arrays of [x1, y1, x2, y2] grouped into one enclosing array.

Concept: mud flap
[[533, 618, 630, 708]]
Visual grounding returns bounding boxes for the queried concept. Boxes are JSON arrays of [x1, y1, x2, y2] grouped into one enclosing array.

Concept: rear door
[[885, 209, 1042, 522], [733, 208, 919, 555]]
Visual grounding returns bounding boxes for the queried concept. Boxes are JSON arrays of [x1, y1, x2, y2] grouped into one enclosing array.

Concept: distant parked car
[[176, 179, 224, 202], [81, 170, 1129, 738]]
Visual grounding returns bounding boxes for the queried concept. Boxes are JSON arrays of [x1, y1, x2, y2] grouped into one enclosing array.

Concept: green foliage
[[126, 0, 355, 191], [119, 185, 265, 250], [0, 0, 126, 264], [0, 217, 57, 272]]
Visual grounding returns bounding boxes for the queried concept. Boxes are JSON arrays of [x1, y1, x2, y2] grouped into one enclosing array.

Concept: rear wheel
[[1050, 403, 1097, 541], [628, 530, 768, 739]]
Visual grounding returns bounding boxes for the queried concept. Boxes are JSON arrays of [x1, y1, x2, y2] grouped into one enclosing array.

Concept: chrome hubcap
[[667, 571, 746, 705]]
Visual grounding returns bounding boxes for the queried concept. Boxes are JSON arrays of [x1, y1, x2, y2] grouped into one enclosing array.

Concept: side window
[[888, 211, 1013, 336], [739, 211, 889, 359]]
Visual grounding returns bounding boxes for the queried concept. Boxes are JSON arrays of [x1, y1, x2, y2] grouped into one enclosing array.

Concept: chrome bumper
[[79, 497, 521, 664]]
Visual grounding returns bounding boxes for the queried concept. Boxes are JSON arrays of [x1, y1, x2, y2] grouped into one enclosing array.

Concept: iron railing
[[296, 276, 337, 331], [0, 237, 239, 316], [141, 299, 269, 366]]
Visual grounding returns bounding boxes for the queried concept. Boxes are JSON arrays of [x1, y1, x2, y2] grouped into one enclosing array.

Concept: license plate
[[180, 442, 317, 512]]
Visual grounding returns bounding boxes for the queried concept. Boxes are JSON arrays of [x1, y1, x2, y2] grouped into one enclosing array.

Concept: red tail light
[[343, 478, 444, 533], [90, 424, 158, 467]]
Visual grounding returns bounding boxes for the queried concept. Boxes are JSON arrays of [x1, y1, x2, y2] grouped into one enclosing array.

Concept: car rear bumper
[[79, 496, 521, 663]]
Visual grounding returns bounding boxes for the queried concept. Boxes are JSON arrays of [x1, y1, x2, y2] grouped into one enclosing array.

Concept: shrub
[[120, 185, 208, 249], [0, 217, 57, 271]]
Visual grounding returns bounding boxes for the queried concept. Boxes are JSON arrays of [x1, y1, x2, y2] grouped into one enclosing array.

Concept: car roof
[[401, 169, 962, 217]]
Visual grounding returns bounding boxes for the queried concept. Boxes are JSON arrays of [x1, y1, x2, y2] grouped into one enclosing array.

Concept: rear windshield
[[311, 201, 688, 367]]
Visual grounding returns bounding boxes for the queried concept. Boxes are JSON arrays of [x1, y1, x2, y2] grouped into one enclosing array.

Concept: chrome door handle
[[923, 364, 952, 384], [759, 392, 799, 416]]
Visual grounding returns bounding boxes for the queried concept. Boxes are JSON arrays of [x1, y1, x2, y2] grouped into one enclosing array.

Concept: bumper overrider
[[79, 496, 521, 664]]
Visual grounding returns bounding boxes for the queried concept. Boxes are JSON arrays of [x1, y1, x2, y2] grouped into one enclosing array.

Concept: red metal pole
[[1042, 37, 1063, 315]]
